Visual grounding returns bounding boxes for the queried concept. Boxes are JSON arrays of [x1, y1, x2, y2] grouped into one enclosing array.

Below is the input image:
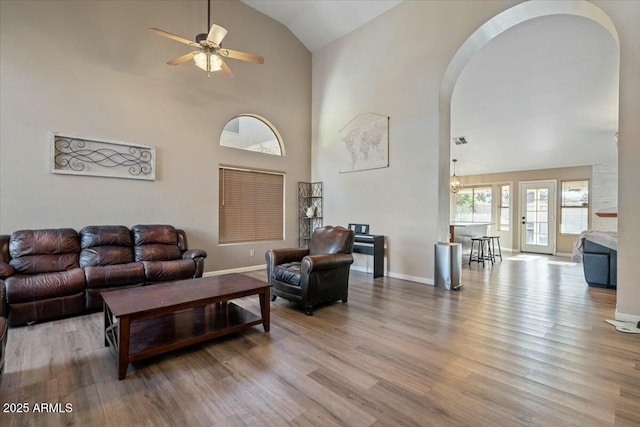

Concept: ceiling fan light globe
[[193, 51, 206, 70], [193, 51, 222, 72]]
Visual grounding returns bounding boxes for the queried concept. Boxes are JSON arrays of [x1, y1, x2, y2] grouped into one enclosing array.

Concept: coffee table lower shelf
[[104, 302, 263, 379]]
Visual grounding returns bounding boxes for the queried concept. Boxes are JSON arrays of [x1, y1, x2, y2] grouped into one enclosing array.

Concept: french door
[[519, 180, 556, 254]]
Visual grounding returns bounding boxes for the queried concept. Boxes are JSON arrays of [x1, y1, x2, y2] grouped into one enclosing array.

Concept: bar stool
[[469, 237, 492, 267], [483, 235, 502, 261]]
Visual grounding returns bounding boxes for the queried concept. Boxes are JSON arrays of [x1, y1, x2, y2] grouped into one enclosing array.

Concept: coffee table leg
[[259, 289, 270, 332], [118, 316, 130, 380]]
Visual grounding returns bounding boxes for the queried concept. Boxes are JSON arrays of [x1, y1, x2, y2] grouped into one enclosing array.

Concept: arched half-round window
[[220, 114, 284, 156]]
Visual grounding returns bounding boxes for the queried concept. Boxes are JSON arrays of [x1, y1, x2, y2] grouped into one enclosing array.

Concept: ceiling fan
[[148, 0, 264, 78]]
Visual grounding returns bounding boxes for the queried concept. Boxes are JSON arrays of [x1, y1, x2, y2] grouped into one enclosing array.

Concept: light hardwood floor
[[1, 253, 638, 426]]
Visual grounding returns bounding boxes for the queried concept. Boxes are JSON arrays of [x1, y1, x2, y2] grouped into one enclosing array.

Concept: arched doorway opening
[[438, 0, 619, 253]]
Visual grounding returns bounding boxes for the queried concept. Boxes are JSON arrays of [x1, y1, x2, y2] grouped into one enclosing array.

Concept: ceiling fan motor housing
[[195, 33, 208, 44]]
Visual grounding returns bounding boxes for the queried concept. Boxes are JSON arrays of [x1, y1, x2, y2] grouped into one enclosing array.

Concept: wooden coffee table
[[100, 273, 270, 379]]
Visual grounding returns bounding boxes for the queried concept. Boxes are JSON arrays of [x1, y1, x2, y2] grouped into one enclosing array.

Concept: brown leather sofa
[[0, 224, 207, 326], [266, 225, 354, 315]]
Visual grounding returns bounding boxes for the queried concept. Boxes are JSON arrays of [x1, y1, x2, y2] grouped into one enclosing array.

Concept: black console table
[[349, 224, 384, 278]]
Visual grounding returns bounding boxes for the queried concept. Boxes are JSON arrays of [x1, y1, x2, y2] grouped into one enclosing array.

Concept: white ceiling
[[241, 0, 402, 52], [451, 14, 619, 176], [242, 1, 619, 176]]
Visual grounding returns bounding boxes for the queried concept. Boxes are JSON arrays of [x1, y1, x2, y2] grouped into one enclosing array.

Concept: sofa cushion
[[5, 268, 86, 303], [80, 225, 132, 249], [273, 262, 302, 286], [9, 229, 79, 257], [142, 259, 195, 283], [9, 254, 80, 275], [80, 246, 135, 267], [132, 225, 181, 262], [84, 263, 145, 289], [132, 224, 178, 246], [134, 244, 181, 262], [79, 225, 135, 267], [9, 229, 80, 274]]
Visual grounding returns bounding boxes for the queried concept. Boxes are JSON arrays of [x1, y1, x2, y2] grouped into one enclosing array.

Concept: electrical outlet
[[249, 249, 255, 257]]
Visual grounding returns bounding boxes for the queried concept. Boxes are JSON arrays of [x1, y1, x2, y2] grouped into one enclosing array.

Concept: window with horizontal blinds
[[560, 180, 589, 234], [219, 167, 284, 244]]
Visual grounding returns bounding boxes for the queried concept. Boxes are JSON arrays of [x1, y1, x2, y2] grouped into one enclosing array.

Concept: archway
[[437, 0, 619, 247]]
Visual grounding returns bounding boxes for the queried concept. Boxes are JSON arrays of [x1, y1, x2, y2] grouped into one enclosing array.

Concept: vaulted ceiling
[[242, 1, 619, 176], [450, 14, 618, 176], [241, 0, 402, 52]]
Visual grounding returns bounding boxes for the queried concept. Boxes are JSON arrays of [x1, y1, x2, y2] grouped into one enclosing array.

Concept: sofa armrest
[[0, 263, 14, 280], [176, 229, 189, 252], [266, 248, 309, 267], [302, 253, 354, 273], [181, 249, 207, 260], [0, 235, 10, 264], [0, 279, 7, 318]]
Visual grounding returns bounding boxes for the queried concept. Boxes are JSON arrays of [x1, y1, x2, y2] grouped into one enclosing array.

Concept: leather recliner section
[[79, 225, 145, 311]]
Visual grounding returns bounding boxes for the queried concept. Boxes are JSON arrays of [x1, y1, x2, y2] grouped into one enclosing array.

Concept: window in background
[[220, 114, 284, 156], [561, 180, 589, 234], [219, 167, 284, 244], [499, 184, 510, 231], [454, 186, 492, 223]]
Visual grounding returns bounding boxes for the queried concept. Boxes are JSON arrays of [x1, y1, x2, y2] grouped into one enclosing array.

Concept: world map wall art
[[339, 113, 389, 173]]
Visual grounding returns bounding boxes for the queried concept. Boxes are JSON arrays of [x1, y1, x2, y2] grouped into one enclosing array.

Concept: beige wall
[[0, 0, 311, 272], [593, 0, 640, 322], [2, 0, 638, 321], [312, 0, 640, 321], [458, 165, 593, 255], [312, 0, 516, 283]]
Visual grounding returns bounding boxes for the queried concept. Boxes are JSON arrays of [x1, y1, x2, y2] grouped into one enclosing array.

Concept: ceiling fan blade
[[207, 24, 228, 47], [220, 59, 234, 78], [148, 28, 198, 47], [219, 49, 264, 64], [167, 51, 196, 66]]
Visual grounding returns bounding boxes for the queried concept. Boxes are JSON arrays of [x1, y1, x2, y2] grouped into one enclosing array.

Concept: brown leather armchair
[[266, 225, 354, 315]]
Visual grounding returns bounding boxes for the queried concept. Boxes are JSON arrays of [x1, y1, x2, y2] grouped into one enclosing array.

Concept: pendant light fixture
[[450, 159, 463, 194]]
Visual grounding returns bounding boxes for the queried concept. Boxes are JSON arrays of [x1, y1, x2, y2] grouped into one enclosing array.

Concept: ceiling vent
[[453, 136, 468, 145]]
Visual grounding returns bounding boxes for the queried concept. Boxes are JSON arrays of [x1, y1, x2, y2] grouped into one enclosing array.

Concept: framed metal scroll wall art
[[50, 133, 156, 181]]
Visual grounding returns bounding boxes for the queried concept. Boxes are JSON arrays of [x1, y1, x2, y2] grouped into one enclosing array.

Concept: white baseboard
[[350, 265, 377, 275], [337, 265, 435, 286], [615, 309, 640, 324], [387, 271, 434, 285], [205, 263, 435, 286], [203, 264, 266, 277]]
